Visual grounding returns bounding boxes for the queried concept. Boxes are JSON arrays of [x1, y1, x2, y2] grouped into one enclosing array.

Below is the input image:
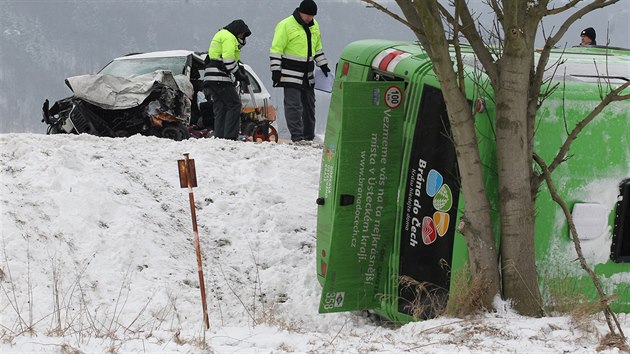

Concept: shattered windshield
[[98, 56, 188, 78]]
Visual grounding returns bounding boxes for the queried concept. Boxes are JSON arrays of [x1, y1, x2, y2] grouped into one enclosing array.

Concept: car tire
[[161, 126, 183, 141], [115, 129, 131, 137], [177, 125, 191, 140]]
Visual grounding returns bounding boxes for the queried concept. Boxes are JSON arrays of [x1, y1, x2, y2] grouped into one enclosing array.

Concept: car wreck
[[43, 69, 193, 140], [42, 50, 277, 141]]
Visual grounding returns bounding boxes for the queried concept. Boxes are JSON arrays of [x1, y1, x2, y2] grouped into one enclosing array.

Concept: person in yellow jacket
[[270, 0, 330, 143], [204, 19, 251, 140]]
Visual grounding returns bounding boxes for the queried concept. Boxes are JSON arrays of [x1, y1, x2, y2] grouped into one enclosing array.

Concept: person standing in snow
[[204, 19, 252, 140], [270, 0, 330, 143], [580, 27, 597, 46]]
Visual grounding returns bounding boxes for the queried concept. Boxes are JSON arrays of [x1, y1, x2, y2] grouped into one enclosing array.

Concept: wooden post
[[178, 153, 210, 330]]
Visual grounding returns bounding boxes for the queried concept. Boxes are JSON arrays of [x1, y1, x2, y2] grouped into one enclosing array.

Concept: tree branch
[[545, 0, 593, 16], [488, 0, 504, 23], [533, 154, 625, 339], [528, 1, 620, 188], [551, 0, 620, 46], [361, 0, 425, 37], [529, 0, 620, 127], [451, 4, 466, 94], [544, 80, 630, 176], [535, 0, 621, 92], [452, 0, 500, 86]]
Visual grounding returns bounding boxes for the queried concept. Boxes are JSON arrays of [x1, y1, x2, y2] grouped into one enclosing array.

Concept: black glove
[[320, 64, 331, 77], [272, 71, 281, 86]]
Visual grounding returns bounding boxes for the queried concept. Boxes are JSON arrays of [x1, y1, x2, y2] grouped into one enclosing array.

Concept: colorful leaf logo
[[426, 170, 443, 197], [433, 211, 450, 236], [433, 184, 453, 212], [326, 143, 335, 161], [422, 217, 437, 245]]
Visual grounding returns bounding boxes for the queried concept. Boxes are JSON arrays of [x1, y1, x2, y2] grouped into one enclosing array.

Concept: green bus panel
[[317, 81, 405, 313], [396, 85, 461, 318]]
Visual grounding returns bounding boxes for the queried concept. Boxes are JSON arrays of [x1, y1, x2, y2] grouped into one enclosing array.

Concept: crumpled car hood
[[65, 70, 194, 110]]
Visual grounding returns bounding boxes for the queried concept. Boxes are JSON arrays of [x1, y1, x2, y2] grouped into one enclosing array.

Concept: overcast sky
[[1, 0, 628, 134]]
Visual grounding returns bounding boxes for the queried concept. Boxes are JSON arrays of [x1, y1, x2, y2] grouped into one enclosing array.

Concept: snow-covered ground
[[1, 133, 628, 353]]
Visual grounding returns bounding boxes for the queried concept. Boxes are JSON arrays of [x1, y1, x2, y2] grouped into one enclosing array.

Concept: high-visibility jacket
[[204, 20, 250, 85], [270, 10, 328, 88]]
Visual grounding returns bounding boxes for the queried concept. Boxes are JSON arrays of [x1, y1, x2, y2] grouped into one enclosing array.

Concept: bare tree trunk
[[495, 72, 543, 315], [495, 4, 543, 316], [401, 0, 502, 309]]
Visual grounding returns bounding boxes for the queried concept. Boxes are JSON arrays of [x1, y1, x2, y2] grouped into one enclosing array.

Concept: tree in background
[[362, 0, 629, 321]]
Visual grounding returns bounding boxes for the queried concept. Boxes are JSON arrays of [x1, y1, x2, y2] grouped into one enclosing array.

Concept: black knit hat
[[298, 0, 317, 15], [224, 19, 251, 38], [580, 27, 596, 42]]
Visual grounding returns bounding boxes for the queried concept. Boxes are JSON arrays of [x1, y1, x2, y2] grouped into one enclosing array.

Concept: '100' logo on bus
[[384, 86, 402, 109]]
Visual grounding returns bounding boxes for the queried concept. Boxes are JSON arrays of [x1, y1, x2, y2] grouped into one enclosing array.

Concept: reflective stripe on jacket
[[270, 10, 328, 88], [204, 29, 241, 84]]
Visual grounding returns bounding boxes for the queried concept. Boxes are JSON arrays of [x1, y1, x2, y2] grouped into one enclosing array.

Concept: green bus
[[315, 40, 630, 323]]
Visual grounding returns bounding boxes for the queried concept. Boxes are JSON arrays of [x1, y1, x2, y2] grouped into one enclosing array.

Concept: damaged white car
[[42, 50, 277, 141]]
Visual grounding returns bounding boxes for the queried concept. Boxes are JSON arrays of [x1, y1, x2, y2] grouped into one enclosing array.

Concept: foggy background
[[1, 0, 628, 135]]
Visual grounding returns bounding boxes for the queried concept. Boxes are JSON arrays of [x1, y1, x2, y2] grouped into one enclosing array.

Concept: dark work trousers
[[204, 84, 242, 140], [284, 86, 316, 141]]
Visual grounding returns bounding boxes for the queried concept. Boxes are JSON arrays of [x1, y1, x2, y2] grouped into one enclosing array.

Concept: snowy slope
[[1, 133, 629, 353]]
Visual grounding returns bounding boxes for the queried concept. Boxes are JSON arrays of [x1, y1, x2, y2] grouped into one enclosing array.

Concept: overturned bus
[[315, 40, 630, 323]]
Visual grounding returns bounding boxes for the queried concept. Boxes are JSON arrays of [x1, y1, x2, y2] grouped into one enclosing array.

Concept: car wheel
[[115, 129, 131, 137], [161, 126, 183, 141], [177, 125, 191, 140]]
